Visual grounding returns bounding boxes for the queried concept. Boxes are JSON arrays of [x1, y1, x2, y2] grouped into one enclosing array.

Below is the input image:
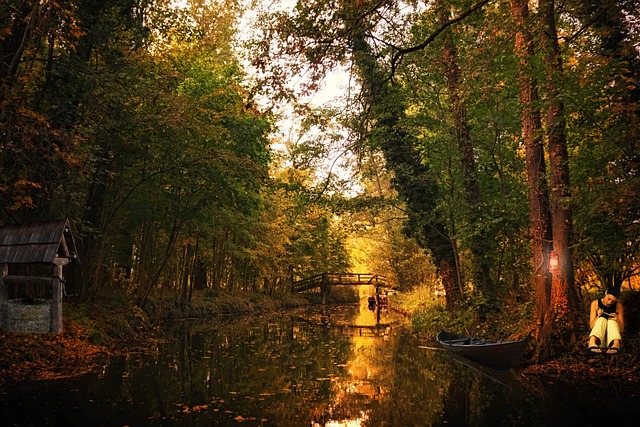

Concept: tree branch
[[389, 0, 492, 78]]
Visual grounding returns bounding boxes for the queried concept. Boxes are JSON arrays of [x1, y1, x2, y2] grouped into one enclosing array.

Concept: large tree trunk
[[540, 0, 580, 350], [510, 0, 554, 361], [438, 2, 495, 303]]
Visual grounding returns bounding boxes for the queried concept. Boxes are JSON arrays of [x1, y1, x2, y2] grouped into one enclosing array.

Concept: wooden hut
[[0, 219, 79, 333]]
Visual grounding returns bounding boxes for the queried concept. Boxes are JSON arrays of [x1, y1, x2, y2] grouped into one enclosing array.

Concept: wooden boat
[[436, 331, 530, 369]]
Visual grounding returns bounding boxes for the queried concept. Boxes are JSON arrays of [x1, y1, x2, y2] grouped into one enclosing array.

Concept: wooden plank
[[0, 219, 78, 264], [2, 275, 54, 285]]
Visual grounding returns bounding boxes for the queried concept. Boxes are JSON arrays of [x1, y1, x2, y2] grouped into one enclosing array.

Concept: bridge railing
[[325, 273, 387, 285], [291, 274, 325, 293], [292, 273, 390, 293]]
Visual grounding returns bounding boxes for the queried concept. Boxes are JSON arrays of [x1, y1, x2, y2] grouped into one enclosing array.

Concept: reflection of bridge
[[292, 273, 391, 304], [293, 316, 395, 338], [329, 323, 393, 338]]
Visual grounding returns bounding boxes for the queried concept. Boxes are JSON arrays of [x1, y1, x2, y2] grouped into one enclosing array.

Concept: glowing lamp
[[549, 251, 559, 271]]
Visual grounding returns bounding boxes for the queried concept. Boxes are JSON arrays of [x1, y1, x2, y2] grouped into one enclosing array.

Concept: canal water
[[1, 303, 639, 426]]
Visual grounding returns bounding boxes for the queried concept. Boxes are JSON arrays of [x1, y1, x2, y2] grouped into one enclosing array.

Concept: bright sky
[[236, 1, 362, 195]]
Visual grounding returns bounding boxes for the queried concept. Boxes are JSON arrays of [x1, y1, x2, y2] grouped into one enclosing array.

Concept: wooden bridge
[[292, 273, 391, 304]]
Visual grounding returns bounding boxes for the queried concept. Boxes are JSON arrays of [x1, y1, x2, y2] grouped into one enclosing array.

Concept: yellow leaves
[[2, 180, 41, 211], [176, 403, 210, 413], [13, 180, 41, 189]]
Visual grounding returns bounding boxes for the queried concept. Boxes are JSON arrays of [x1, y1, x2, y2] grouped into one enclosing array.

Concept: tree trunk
[[438, 1, 494, 303], [179, 242, 190, 310], [351, 32, 463, 309], [138, 219, 182, 307], [510, 0, 554, 361], [540, 0, 580, 349], [0, 1, 39, 95], [439, 258, 461, 311]]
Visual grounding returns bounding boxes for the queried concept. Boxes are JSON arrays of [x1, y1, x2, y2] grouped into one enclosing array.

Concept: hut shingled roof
[[0, 219, 79, 264]]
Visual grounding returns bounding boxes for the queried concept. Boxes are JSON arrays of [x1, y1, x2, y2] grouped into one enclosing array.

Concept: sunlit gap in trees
[[270, 71, 364, 199], [172, 1, 365, 197], [237, 0, 364, 198]]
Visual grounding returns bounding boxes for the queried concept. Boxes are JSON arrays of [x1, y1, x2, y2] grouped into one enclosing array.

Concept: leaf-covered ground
[[521, 340, 640, 386], [0, 322, 110, 386], [521, 291, 640, 389]]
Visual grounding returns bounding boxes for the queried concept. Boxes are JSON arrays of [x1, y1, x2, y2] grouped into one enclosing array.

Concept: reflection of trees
[[132, 308, 357, 425], [363, 332, 451, 426], [3, 306, 545, 426], [97, 307, 540, 426]]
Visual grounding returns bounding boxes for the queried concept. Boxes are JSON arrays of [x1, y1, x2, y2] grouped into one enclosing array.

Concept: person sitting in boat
[[588, 286, 624, 354]]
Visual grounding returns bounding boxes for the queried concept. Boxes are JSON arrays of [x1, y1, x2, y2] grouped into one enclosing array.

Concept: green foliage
[[407, 284, 535, 341], [412, 304, 471, 338], [561, 5, 640, 290], [250, 0, 640, 308]]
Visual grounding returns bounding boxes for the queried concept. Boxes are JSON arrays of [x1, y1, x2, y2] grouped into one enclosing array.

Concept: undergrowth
[[395, 284, 535, 342]]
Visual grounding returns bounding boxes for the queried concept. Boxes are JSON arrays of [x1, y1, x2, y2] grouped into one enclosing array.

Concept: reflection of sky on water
[[316, 302, 391, 426]]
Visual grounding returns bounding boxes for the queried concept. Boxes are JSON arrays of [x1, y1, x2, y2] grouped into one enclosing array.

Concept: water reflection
[[0, 303, 544, 426]]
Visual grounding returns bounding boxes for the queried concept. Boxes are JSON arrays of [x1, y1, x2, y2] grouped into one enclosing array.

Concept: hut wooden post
[[321, 274, 330, 305], [51, 258, 69, 334], [0, 264, 7, 303]]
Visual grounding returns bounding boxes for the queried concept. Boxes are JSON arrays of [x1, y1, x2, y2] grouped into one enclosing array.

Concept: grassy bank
[[0, 290, 310, 389]]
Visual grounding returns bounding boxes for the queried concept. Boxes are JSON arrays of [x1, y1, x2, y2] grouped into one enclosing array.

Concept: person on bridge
[[588, 286, 624, 354]]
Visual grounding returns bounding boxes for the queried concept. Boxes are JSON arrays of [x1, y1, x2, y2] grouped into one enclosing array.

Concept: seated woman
[[588, 286, 624, 354]]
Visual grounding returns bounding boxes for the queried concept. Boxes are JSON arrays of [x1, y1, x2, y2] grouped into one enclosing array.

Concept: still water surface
[[1, 303, 638, 426]]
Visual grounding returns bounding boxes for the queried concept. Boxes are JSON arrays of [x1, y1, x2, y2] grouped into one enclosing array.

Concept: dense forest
[[1, 0, 639, 361]]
